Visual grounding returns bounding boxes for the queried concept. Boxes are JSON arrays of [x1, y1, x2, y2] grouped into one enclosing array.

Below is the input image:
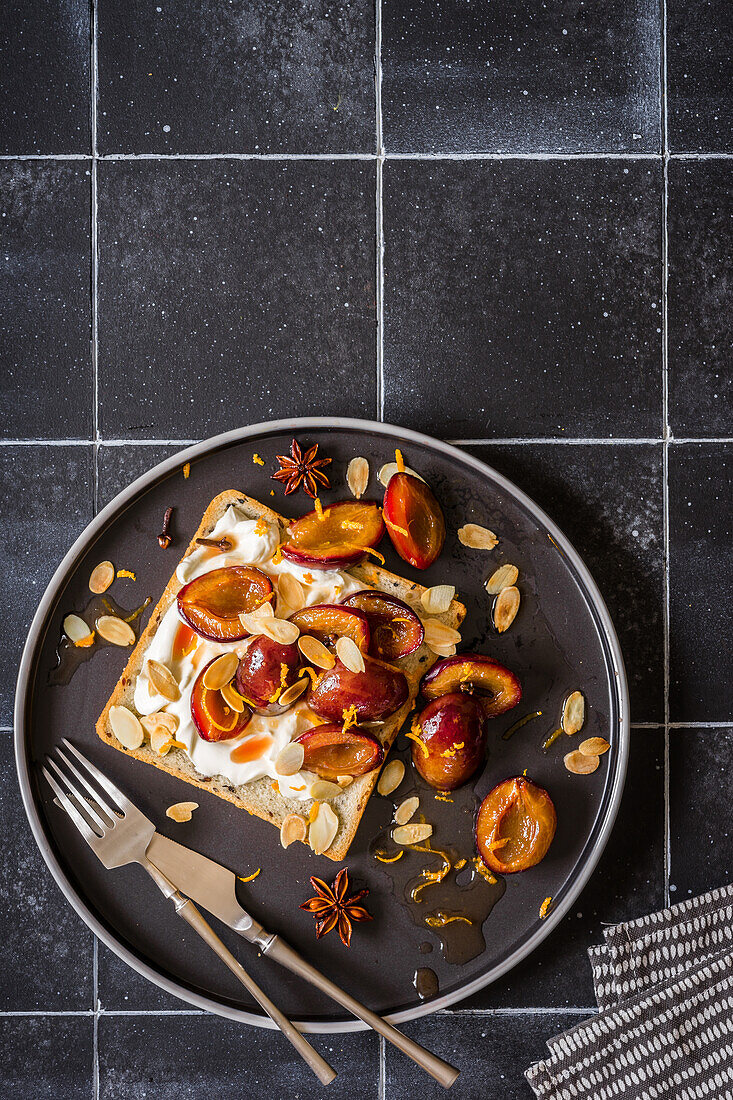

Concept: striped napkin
[[526, 885, 733, 1099]]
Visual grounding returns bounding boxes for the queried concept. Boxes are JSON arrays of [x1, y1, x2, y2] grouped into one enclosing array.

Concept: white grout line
[[2, 151, 733, 162], [1, 436, 731, 449], [450, 437, 665, 446], [660, 0, 672, 911], [438, 1006, 597, 1016], [378, 1035, 386, 1100], [375, 0, 385, 423]]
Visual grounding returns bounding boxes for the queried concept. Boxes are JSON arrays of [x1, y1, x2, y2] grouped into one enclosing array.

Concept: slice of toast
[[96, 490, 466, 860]]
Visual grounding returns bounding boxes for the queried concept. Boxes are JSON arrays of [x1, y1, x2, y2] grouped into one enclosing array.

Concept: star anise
[[300, 867, 372, 947], [272, 438, 332, 498]]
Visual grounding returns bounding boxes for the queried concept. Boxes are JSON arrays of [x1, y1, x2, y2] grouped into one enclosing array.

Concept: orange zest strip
[[116, 568, 136, 580], [237, 868, 261, 883], [539, 896, 552, 919], [374, 850, 404, 864], [182, 462, 191, 479], [252, 453, 265, 466], [201, 692, 239, 732], [384, 517, 409, 538], [395, 448, 405, 472], [75, 633, 95, 648]]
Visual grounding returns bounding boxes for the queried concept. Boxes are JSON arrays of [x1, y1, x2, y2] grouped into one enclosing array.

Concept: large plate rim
[[14, 416, 630, 1033]]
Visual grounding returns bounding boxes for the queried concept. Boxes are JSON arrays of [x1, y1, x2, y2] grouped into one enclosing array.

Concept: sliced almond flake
[[280, 814, 307, 849], [337, 774, 354, 788], [202, 651, 239, 691], [378, 461, 426, 488], [89, 560, 114, 594], [277, 573, 305, 614], [238, 602, 275, 633], [109, 705, 144, 749], [428, 643, 457, 658], [423, 619, 462, 653], [298, 635, 335, 670], [141, 711, 179, 738], [580, 736, 610, 757], [278, 678, 309, 708], [562, 690, 585, 735], [146, 659, 180, 701], [485, 563, 519, 595], [394, 795, 419, 826], [421, 585, 456, 615], [493, 586, 520, 633], [346, 456, 370, 499], [275, 741, 305, 776], [336, 635, 365, 673], [166, 801, 199, 822], [377, 759, 405, 796], [309, 779, 343, 800], [458, 523, 498, 550], [393, 823, 433, 845], [221, 681, 246, 712], [564, 750, 599, 775], [259, 618, 300, 646], [308, 802, 339, 855], [64, 613, 94, 645], [96, 615, 135, 647], [150, 728, 177, 755]]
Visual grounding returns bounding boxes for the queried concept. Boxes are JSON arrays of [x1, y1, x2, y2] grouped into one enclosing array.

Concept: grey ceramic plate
[[15, 418, 628, 1032]]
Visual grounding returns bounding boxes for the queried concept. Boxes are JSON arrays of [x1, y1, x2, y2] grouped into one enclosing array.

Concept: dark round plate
[[15, 418, 628, 1033]]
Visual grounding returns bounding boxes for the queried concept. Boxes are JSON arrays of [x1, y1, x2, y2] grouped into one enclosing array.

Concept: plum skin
[[412, 692, 487, 791], [235, 635, 301, 714], [307, 656, 409, 723]]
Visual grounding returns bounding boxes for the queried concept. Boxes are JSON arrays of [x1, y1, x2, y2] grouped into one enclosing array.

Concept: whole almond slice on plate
[[458, 523, 498, 550], [394, 796, 420, 825], [485, 564, 519, 595], [564, 750, 599, 775], [97, 615, 135, 647], [147, 659, 180, 701], [202, 651, 239, 691], [378, 461, 425, 488], [562, 691, 585, 735], [63, 613, 94, 646], [423, 620, 462, 653], [109, 705, 144, 750], [336, 635, 365, 673], [346, 456, 370, 499], [89, 560, 115, 594], [393, 823, 433, 845], [580, 736, 610, 757], [493, 586, 520, 633], [377, 759, 405, 796]]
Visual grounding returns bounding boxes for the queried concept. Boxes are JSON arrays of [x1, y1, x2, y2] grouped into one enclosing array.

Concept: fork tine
[[54, 745, 118, 827], [45, 758, 110, 834], [41, 765, 100, 845], [61, 738, 137, 816]]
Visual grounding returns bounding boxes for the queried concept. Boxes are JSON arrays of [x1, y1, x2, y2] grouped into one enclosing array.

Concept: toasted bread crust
[[96, 490, 465, 860]]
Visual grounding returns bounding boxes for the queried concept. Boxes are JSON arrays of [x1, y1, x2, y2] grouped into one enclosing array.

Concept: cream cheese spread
[[133, 504, 366, 799]]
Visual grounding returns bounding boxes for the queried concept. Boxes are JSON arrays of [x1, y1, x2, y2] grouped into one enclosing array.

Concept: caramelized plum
[[178, 566, 273, 642], [191, 658, 252, 741], [421, 653, 522, 717], [288, 604, 370, 653], [296, 723, 383, 779], [281, 500, 385, 570], [411, 693, 486, 790], [383, 472, 445, 570], [342, 590, 424, 660], [476, 777, 557, 874], [234, 635, 301, 715], [308, 655, 409, 723]]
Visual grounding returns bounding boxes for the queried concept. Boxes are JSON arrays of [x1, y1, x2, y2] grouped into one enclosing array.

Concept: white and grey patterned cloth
[[525, 885, 733, 1100]]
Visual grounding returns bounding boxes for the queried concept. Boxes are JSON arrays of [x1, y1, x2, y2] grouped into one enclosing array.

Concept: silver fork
[[42, 739, 336, 1086]]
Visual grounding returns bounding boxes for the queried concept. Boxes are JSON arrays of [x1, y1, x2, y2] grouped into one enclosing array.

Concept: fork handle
[[262, 935, 459, 1089], [143, 864, 336, 1086]]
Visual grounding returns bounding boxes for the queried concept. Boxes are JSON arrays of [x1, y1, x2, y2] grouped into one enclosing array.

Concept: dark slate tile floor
[[2, 0, 731, 1096]]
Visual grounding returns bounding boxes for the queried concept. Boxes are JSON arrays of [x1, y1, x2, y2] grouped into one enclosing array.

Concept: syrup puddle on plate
[[49, 594, 151, 685]]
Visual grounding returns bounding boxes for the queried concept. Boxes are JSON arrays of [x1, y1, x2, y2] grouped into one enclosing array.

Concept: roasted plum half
[[296, 724, 383, 779], [191, 658, 252, 741], [476, 777, 557, 874], [342, 590, 424, 660], [383, 472, 445, 570], [288, 604, 370, 653], [281, 501, 385, 570], [307, 655, 409, 723], [178, 566, 273, 642], [234, 635, 301, 715], [421, 653, 522, 718], [411, 693, 487, 790]]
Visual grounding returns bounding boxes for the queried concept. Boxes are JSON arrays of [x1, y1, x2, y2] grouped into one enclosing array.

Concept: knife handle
[[142, 860, 336, 1086], [263, 935, 459, 1089]]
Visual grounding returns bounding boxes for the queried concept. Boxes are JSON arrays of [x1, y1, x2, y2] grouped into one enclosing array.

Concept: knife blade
[[145, 832, 269, 945]]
